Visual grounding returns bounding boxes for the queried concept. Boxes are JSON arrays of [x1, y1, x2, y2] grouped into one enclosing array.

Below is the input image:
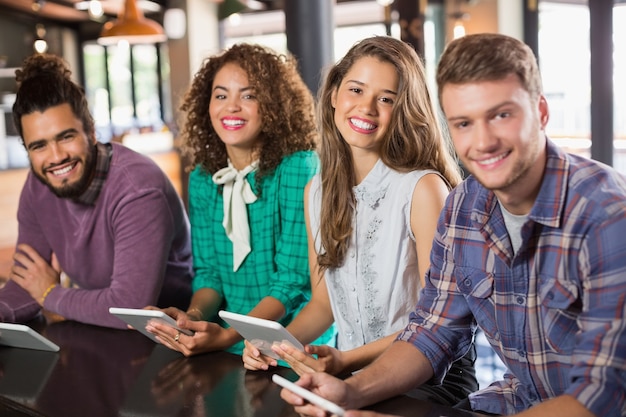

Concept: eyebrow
[[345, 79, 397, 96], [26, 128, 79, 151], [212, 85, 255, 93], [447, 101, 517, 122]]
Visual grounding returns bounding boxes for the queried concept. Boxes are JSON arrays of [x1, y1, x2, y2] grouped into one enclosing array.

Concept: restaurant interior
[[0, 0, 622, 292], [0, 1, 623, 415]]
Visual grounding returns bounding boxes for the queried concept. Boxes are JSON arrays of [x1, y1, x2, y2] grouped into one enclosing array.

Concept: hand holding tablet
[[109, 307, 194, 344], [218, 310, 304, 360], [272, 374, 346, 416]]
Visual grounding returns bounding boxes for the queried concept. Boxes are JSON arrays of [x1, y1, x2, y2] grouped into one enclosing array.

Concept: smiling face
[[209, 62, 263, 168], [331, 56, 398, 158], [21, 103, 97, 199], [442, 74, 549, 213]]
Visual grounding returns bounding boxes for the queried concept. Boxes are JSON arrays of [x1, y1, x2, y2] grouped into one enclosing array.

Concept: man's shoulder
[[449, 175, 485, 199], [108, 143, 170, 185], [109, 142, 160, 169], [442, 175, 492, 221], [564, 152, 626, 203]]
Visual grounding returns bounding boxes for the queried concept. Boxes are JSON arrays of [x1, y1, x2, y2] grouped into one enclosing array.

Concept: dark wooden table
[[0, 319, 487, 417]]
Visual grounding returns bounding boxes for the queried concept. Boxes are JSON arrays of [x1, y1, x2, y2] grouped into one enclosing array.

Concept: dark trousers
[[406, 343, 479, 406]]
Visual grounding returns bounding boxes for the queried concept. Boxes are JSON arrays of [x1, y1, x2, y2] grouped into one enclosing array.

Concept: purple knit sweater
[[0, 143, 193, 328]]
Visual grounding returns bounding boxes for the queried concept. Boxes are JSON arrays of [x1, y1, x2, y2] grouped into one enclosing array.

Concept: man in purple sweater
[[0, 54, 193, 329]]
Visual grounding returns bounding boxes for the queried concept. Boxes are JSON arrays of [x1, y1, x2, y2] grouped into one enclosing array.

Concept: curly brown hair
[[178, 43, 318, 185], [12, 53, 95, 142]]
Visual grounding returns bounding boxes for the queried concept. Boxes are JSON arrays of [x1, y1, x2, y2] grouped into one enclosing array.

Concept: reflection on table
[[0, 319, 488, 417]]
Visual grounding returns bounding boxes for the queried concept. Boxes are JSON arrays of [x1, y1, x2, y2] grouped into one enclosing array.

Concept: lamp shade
[[98, 0, 167, 45]]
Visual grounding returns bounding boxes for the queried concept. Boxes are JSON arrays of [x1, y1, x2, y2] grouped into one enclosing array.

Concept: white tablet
[[0, 323, 60, 352], [109, 307, 194, 344], [218, 310, 304, 360]]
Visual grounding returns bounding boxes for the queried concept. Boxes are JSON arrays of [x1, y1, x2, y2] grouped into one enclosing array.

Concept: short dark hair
[[12, 54, 95, 142]]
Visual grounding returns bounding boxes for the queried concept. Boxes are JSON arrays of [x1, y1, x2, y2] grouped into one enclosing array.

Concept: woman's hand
[[273, 343, 346, 376], [145, 308, 240, 356], [242, 339, 278, 370]]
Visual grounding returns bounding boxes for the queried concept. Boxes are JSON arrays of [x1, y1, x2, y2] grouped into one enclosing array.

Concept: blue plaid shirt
[[399, 139, 626, 416]]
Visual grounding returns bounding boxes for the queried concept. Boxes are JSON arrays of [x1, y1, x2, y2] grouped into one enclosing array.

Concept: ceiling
[[0, 0, 615, 25], [0, 0, 372, 24], [0, 0, 168, 23]]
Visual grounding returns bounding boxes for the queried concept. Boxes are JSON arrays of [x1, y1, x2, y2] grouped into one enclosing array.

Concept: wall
[[0, 16, 37, 93], [444, 0, 500, 41]]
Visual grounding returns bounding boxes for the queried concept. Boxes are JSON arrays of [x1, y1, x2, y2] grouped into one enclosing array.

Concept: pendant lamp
[[98, 0, 167, 45]]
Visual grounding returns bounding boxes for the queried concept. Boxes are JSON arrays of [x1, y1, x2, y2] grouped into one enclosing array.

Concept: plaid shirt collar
[[74, 142, 113, 205]]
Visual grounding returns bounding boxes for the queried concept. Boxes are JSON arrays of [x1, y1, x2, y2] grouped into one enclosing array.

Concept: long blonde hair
[[317, 36, 462, 270]]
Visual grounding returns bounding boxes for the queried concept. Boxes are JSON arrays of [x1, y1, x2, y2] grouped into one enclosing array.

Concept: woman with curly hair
[[243, 36, 477, 405], [145, 43, 334, 356]]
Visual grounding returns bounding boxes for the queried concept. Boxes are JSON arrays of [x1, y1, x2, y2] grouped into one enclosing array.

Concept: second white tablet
[[109, 307, 194, 344], [218, 310, 304, 360]]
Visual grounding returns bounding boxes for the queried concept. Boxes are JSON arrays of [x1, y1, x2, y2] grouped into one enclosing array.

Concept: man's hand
[[10, 244, 61, 304], [279, 372, 354, 417]]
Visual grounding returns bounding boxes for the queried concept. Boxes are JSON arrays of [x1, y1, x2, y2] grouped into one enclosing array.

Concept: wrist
[[345, 373, 370, 409], [40, 283, 57, 305], [225, 326, 242, 345]]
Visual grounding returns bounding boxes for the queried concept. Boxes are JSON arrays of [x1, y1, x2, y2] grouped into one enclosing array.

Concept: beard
[[33, 143, 98, 199]]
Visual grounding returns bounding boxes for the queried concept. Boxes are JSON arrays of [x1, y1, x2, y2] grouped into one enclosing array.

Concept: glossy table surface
[[0, 319, 487, 417]]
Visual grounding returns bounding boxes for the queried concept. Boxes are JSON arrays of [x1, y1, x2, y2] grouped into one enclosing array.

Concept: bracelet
[[40, 283, 57, 304], [187, 307, 203, 320]]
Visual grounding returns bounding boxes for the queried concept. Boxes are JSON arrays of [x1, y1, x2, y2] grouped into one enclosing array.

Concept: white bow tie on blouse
[[212, 160, 259, 271]]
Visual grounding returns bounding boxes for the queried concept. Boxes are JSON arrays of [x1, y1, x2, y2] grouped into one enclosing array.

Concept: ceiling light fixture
[[449, 0, 470, 39], [97, 0, 166, 45], [88, 0, 104, 19], [31, 0, 45, 12], [163, 8, 186, 40], [33, 24, 48, 53]]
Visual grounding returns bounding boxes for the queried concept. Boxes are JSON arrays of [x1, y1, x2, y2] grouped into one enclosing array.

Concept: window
[[83, 42, 171, 143], [539, 1, 626, 173]]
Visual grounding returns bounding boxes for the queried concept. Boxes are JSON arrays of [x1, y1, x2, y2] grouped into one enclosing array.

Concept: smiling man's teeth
[[350, 118, 376, 130], [223, 119, 245, 127], [52, 165, 74, 176], [478, 153, 508, 165]]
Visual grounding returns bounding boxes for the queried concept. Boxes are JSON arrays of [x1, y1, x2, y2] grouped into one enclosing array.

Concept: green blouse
[[189, 150, 334, 354]]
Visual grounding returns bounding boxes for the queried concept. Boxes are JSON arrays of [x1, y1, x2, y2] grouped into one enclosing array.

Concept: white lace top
[[309, 159, 439, 350]]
